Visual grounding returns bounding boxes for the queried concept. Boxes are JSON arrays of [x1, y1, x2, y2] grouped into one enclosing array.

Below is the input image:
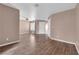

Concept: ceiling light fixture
[[35, 4, 39, 7]]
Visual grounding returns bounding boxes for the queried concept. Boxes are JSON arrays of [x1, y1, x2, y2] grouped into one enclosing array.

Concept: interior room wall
[[47, 18, 51, 36], [49, 3, 79, 53], [75, 4, 79, 53], [0, 4, 19, 46], [35, 20, 39, 34], [20, 20, 29, 34], [50, 9, 76, 43]]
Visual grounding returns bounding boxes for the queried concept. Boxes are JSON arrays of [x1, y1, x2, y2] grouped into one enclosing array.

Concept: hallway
[[0, 34, 78, 55]]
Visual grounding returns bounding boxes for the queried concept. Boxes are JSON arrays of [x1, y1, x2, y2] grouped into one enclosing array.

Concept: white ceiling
[[3, 3, 77, 21]]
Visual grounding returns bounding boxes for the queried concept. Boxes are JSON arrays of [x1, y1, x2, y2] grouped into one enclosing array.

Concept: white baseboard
[[20, 32, 29, 35], [49, 36, 75, 45], [49, 36, 79, 54], [75, 44, 79, 54], [0, 40, 20, 47]]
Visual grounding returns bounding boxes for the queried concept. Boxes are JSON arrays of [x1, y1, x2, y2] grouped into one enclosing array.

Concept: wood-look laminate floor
[[0, 34, 78, 55]]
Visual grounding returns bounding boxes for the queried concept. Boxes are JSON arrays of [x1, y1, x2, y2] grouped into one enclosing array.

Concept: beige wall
[[20, 20, 29, 34], [50, 9, 76, 43], [49, 4, 79, 53], [75, 4, 79, 53], [35, 20, 39, 34], [0, 4, 19, 45]]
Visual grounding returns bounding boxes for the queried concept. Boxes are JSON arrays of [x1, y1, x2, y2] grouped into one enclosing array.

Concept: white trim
[[35, 32, 46, 34], [19, 32, 29, 35], [49, 36, 75, 44], [2, 46, 18, 55], [75, 44, 79, 54], [49, 36, 79, 54], [0, 40, 20, 47]]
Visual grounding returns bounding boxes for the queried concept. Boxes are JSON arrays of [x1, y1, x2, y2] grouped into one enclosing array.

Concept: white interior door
[[39, 22, 46, 34], [30, 22, 35, 33]]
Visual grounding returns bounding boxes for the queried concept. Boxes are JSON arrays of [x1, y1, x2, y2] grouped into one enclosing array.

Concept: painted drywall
[[0, 4, 19, 45], [37, 3, 76, 20], [3, 3, 76, 20], [75, 4, 79, 53], [20, 20, 29, 34], [35, 20, 39, 34], [49, 4, 79, 53], [47, 18, 51, 36], [50, 9, 76, 43]]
